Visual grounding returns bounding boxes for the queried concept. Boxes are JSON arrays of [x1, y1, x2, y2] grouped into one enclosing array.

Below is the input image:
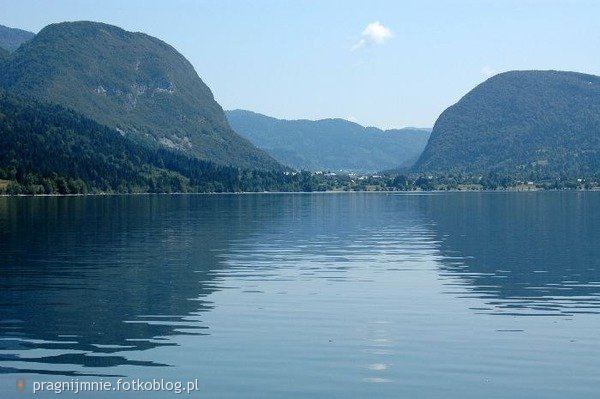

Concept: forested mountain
[[0, 24, 35, 52], [0, 90, 302, 195], [0, 21, 280, 170], [414, 70, 600, 177], [226, 110, 431, 172]]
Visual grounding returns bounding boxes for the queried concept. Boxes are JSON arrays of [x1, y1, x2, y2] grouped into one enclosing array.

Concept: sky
[[1, 0, 599, 129]]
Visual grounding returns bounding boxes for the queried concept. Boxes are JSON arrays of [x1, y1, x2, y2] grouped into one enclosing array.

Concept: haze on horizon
[[1, 0, 598, 129]]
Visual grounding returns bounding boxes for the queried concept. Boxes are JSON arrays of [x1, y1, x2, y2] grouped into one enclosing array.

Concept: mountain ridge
[[226, 109, 431, 172], [0, 24, 35, 52]]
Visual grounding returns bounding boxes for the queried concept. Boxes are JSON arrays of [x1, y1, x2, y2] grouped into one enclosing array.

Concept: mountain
[[226, 110, 431, 172], [0, 21, 280, 170], [0, 24, 35, 52], [414, 70, 600, 176], [0, 90, 299, 194]]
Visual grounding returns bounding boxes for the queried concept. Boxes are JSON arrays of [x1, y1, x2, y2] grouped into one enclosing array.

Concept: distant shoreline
[[2, 188, 599, 198]]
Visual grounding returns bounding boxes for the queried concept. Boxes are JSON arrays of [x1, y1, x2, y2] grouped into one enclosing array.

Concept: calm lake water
[[0, 192, 599, 398]]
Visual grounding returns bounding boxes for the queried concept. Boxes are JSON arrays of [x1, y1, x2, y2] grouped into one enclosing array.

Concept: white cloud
[[481, 66, 498, 78], [352, 21, 393, 51], [346, 115, 359, 123]]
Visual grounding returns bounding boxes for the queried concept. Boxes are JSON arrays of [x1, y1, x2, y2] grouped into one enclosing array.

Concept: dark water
[[0, 192, 599, 398]]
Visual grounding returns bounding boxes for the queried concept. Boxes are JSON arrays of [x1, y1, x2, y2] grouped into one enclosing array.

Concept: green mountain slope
[[1, 21, 280, 170], [226, 110, 431, 172], [0, 47, 8, 64], [0, 90, 296, 194], [414, 70, 600, 176], [0, 24, 35, 52]]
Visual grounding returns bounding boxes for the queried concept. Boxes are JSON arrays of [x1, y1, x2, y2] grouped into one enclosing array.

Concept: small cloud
[[481, 66, 498, 78], [352, 21, 393, 51], [346, 115, 359, 123]]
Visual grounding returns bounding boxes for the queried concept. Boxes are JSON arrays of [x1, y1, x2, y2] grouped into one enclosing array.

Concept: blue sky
[[1, 0, 599, 128]]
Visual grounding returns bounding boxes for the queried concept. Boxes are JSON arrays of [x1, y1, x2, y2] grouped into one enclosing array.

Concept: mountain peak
[[1, 21, 280, 170], [414, 69, 600, 175]]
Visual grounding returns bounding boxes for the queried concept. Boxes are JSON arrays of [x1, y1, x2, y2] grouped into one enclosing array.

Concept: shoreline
[[1, 188, 599, 198]]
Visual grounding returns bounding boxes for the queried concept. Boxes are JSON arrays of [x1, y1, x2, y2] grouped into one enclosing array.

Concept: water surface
[[0, 192, 599, 398]]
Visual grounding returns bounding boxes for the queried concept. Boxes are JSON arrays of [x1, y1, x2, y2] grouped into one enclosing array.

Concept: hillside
[[226, 110, 431, 172], [0, 21, 280, 170], [0, 24, 35, 52], [414, 70, 600, 176], [0, 91, 298, 194]]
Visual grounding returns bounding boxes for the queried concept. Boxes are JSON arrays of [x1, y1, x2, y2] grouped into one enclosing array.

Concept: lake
[[0, 192, 599, 398]]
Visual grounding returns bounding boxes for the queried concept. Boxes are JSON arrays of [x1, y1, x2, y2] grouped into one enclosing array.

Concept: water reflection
[[0, 194, 436, 377], [0, 195, 276, 375], [1, 192, 600, 383], [219, 194, 434, 282], [420, 192, 600, 316]]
